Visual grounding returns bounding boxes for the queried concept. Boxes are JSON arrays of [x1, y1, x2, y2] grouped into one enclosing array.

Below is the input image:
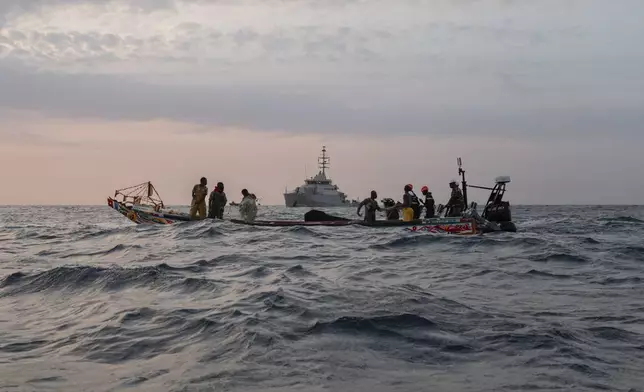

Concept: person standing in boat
[[357, 190, 382, 223], [420, 186, 435, 218], [381, 198, 400, 220], [190, 177, 208, 219], [208, 182, 227, 219], [239, 189, 258, 222], [398, 184, 421, 221], [446, 180, 465, 217]]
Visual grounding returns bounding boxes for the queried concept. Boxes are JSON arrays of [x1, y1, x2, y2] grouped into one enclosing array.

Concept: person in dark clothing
[[397, 184, 421, 221], [381, 198, 400, 220], [446, 180, 465, 217], [208, 182, 227, 219], [357, 190, 381, 223], [420, 185, 435, 218]]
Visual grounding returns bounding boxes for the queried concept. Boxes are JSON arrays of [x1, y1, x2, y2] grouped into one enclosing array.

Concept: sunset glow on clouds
[[1, 0, 643, 205]]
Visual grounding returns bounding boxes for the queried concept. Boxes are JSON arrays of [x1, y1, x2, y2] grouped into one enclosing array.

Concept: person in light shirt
[[239, 189, 257, 222], [190, 177, 208, 219]]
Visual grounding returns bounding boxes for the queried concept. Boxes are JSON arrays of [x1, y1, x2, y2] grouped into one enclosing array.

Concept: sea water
[[1, 205, 643, 391]]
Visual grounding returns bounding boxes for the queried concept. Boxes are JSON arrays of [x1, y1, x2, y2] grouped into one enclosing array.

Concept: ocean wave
[[369, 234, 448, 249], [524, 269, 574, 279], [0, 264, 225, 296], [75, 225, 141, 240], [179, 225, 226, 239], [593, 276, 642, 285], [65, 306, 223, 364], [616, 246, 644, 261], [599, 216, 644, 224], [2, 205, 644, 391], [527, 252, 590, 263], [60, 244, 144, 259]]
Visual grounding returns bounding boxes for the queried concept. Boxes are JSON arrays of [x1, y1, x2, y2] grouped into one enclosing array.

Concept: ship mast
[[318, 145, 330, 176]]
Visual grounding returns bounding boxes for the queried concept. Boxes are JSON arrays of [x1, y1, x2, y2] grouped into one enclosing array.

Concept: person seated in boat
[[356, 190, 381, 223], [398, 184, 421, 221], [190, 177, 208, 219], [208, 182, 227, 219], [446, 180, 465, 217], [239, 189, 258, 222], [420, 186, 435, 218], [381, 198, 400, 220]]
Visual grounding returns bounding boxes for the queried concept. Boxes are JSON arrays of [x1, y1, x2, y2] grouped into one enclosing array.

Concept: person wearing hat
[[446, 180, 465, 217], [399, 184, 421, 221], [381, 198, 400, 220], [420, 185, 435, 218], [208, 182, 227, 219]]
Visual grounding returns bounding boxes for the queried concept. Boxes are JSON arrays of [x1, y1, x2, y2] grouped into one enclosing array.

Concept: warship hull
[[284, 192, 358, 207]]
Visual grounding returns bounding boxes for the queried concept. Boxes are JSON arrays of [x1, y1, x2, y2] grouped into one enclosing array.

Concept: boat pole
[[458, 157, 468, 207]]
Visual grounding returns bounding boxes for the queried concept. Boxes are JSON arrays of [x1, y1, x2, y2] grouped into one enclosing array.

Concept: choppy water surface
[[1, 205, 643, 392]]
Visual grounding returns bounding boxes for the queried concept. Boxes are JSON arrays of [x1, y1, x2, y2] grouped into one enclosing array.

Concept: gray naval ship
[[284, 146, 359, 207]]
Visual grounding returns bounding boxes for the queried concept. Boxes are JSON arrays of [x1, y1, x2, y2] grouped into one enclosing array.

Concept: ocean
[[1, 205, 643, 392]]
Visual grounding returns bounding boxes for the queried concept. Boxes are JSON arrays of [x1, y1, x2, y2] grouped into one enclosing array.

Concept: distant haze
[[1, 0, 643, 205]]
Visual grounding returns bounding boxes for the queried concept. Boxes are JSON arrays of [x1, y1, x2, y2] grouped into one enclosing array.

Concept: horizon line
[[1, 204, 643, 207]]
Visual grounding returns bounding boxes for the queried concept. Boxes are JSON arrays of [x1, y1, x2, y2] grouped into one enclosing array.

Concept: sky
[[0, 0, 643, 205]]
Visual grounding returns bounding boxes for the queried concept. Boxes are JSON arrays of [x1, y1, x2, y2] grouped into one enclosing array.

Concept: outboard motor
[[482, 176, 512, 222], [456, 157, 517, 233], [463, 201, 502, 233]]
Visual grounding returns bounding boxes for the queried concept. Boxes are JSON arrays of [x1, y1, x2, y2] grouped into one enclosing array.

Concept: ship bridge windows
[[305, 180, 331, 185]]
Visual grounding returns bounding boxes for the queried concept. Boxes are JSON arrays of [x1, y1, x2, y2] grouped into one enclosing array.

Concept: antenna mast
[[458, 157, 468, 206], [318, 146, 330, 176]]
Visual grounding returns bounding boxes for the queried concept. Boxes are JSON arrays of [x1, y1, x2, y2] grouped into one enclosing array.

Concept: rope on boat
[[113, 181, 165, 210]]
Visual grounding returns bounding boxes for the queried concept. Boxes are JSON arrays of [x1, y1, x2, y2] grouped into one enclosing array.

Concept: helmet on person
[[421, 185, 428, 193], [404, 184, 413, 192]]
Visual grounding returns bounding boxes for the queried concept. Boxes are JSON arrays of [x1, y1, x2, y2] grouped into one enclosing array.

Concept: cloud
[[1, 0, 644, 205], [1, 0, 594, 71], [0, 0, 177, 17], [0, 0, 642, 140], [1, 61, 642, 141]]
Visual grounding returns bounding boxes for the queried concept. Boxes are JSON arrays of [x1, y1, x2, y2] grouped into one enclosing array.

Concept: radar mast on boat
[[318, 145, 329, 177]]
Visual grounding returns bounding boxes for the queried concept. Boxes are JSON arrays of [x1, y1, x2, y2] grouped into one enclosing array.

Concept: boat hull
[[107, 197, 192, 224], [284, 192, 358, 207], [230, 217, 478, 235]]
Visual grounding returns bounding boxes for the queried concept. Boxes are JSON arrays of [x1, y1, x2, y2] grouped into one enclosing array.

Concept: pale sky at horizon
[[1, 0, 643, 206]]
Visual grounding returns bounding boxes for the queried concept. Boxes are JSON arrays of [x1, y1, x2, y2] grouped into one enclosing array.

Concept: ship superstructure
[[284, 146, 358, 207]]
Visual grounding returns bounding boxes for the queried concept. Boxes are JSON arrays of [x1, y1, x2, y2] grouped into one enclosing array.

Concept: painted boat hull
[[107, 197, 192, 224], [106, 198, 490, 235]]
